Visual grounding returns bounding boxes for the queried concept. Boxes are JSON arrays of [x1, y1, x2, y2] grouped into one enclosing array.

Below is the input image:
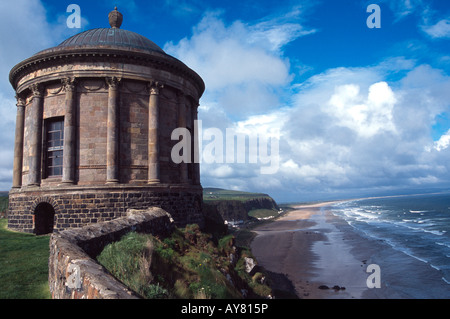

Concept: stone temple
[[8, 8, 205, 234]]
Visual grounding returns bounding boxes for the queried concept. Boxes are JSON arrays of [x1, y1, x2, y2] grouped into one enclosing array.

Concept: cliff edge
[[203, 188, 280, 228]]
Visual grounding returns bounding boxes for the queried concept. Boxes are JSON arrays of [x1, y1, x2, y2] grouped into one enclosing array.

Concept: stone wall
[[8, 184, 203, 234], [49, 207, 173, 299], [19, 78, 199, 187]]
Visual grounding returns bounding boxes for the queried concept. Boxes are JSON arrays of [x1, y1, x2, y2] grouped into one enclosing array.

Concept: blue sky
[[1, 0, 450, 202]]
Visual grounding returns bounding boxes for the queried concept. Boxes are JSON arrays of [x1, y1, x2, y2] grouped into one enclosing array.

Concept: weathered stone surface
[[8, 184, 203, 233], [49, 207, 173, 299]]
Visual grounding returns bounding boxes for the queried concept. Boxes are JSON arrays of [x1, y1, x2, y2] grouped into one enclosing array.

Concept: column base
[[147, 179, 160, 185], [106, 179, 119, 184]]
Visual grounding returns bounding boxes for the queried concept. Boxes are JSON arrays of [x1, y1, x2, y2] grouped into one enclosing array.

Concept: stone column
[[12, 95, 26, 188], [177, 92, 189, 184], [147, 81, 163, 184], [28, 83, 44, 186], [106, 77, 120, 184], [62, 78, 76, 184]]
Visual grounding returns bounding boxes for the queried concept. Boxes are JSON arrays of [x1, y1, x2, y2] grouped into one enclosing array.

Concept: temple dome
[[55, 28, 166, 55], [9, 7, 204, 95]]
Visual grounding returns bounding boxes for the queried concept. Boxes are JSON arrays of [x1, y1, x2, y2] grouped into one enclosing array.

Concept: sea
[[329, 193, 450, 298]]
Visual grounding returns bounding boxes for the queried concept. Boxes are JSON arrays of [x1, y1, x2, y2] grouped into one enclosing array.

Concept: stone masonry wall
[[8, 185, 203, 234], [49, 207, 173, 299]]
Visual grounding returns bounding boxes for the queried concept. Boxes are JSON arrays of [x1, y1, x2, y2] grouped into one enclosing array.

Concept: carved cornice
[[9, 48, 205, 97]]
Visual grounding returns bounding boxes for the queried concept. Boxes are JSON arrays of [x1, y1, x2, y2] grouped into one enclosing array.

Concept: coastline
[[250, 201, 414, 299]]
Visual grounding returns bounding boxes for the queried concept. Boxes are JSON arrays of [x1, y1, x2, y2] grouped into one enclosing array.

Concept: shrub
[[218, 234, 235, 255]]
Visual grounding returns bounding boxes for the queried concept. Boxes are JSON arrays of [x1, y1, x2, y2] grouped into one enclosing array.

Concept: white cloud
[[382, 0, 425, 20], [433, 129, 450, 151], [164, 12, 291, 90], [422, 19, 450, 39], [164, 10, 312, 118], [0, 0, 55, 93], [258, 62, 450, 201], [0, 0, 59, 190], [165, 8, 450, 201], [247, 20, 315, 52], [327, 81, 397, 138]]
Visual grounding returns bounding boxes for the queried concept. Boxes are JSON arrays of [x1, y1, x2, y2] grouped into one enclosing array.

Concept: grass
[[248, 208, 279, 219], [97, 224, 273, 299], [203, 188, 271, 202], [0, 219, 51, 299], [0, 196, 8, 213]]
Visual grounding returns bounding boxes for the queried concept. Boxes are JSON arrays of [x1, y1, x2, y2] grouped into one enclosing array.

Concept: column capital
[[106, 76, 121, 90], [30, 83, 43, 98], [148, 80, 164, 95], [15, 94, 26, 107], [62, 77, 77, 92]]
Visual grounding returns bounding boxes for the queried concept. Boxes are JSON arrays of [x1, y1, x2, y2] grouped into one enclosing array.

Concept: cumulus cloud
[[164, 10, 313, 118], [326, 81, 397, 138], [0, 0, 60, 190], [433, 129, 450, 151], [0, 0, 55, 93], [164, 8, 450, 201], [165, 12, 291, 89], [199, 61, 450, 201], [275, 62, 450, 200]]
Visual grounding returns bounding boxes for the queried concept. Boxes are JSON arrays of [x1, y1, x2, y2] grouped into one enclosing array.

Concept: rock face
[[204, 196, 279, 223], [244, 257, 257, 275]]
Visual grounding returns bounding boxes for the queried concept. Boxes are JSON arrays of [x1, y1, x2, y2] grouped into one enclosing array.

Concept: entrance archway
[[34, 202, 55, 235]]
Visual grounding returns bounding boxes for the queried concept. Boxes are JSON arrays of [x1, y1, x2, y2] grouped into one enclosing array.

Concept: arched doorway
[[34, 202, 55, 235]]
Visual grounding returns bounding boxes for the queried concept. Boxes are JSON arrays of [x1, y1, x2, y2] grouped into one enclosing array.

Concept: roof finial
[[108, 7, 123, 28]]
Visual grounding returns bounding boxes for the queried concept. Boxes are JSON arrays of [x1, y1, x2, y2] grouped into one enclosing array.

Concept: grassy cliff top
[[203, 188, 271, 202], [97, 225, 273, 299]]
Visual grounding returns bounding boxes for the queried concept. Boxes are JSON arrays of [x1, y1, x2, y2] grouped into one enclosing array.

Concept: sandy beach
[[250, 202, 410, 299]]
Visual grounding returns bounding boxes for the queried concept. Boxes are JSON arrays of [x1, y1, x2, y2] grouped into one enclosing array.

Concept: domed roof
[[56, 28, 165, 54], [9, 7, 205, 95]]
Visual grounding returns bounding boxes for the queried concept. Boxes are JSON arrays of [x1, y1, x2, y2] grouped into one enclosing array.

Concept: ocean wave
[[415, 226, 445, 236], [435, 242, 450, 249], [401, 248, 431, 265]]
